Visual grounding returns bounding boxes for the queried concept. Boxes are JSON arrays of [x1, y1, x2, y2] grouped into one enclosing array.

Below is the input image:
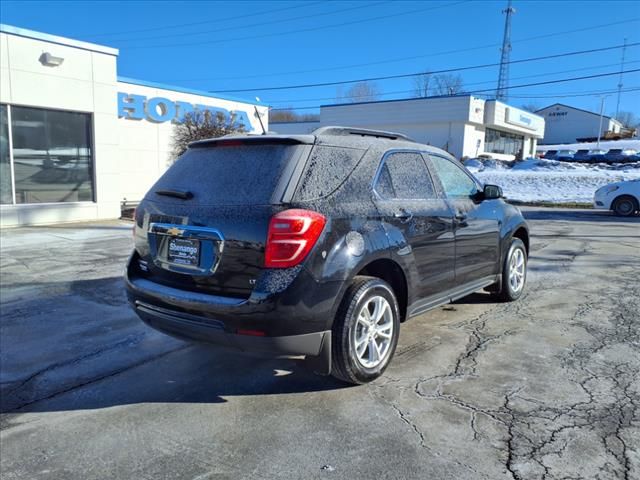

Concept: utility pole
[[597, 96, 609, 149], [496, 0, 515, 102], [615, 38, 627, 119]]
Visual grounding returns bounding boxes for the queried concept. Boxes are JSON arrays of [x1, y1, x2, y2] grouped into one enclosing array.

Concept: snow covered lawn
[[466, 158, 640, 204]]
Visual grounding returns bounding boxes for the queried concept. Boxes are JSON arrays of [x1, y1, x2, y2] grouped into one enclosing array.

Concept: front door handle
[[455, 212, 468, 222], [394, 209, 413, 223]]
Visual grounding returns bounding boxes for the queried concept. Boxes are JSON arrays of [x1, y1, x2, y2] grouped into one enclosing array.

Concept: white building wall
[[271, 121, 320, 135], [320, 96, 475, 126], [0, 29, 120, 227], [536, 104, 620, 144]]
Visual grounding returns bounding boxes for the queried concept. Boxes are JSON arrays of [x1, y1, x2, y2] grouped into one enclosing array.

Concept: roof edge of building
[[0, 23, 119, 56], [535, 102, 618, 122], [117, 76, 266, 107]]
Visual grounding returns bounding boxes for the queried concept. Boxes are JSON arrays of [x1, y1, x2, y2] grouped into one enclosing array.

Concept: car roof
[[189, 126, 455, 159]]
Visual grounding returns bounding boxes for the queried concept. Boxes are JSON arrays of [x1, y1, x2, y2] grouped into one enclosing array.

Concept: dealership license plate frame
[[148, 223, 224, 276], [167, 237, 201, 267]]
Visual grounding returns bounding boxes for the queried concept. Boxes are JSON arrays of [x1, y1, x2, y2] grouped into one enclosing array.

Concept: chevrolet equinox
[[125, 127, 529, 384]]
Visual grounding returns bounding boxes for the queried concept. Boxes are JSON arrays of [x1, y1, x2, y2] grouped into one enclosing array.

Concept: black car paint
[[126, 130, 529, 372]]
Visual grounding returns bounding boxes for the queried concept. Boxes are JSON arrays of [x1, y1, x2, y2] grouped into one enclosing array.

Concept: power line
[[508, 86, 640, 99], [210, 42, 639, 93], [165, 17, 640, 82], [124, 0, 470, 49], [83, 1, 325, 39], [111, 1, 392, 43], [266, 60, 640, 105], [270, 69, 640, 110]]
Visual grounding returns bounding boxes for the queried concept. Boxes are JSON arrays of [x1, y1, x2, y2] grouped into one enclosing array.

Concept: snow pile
[[466, 157, 640, 203], [537, 139, 640, 152]]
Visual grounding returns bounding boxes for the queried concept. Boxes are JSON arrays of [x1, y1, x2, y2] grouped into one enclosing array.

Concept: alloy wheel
[[353, 295, 394, 368], [509, 247, 526, 293]]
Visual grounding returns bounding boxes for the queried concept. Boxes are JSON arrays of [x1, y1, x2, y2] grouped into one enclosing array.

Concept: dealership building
[[273, 95, 545, 161], [0, 24, 267, 227]]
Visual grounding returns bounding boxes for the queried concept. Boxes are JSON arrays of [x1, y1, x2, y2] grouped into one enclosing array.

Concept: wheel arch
[[611, 194, 639, 213], [356, 258, 409, 322], [512, 226, 530, 255]]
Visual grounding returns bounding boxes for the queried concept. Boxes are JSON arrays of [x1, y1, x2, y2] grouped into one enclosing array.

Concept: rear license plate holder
[[167, 237, 200, 267]]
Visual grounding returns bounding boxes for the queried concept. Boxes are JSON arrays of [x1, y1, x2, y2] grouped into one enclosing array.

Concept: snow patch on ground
[[466, 157, 640, 203]]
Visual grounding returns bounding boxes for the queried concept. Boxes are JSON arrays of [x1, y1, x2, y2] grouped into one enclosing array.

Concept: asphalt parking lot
[[1, 208, 638, 480]]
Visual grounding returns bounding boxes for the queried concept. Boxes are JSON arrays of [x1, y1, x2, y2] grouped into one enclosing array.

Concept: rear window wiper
[[155, 189, 193, 200]]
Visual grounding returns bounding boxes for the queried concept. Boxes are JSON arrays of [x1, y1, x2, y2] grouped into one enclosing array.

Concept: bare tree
[[271, 109, 320, 123], [431, 74, 464, 96], [270, 109, 298, 123], [413, 70, 432, 98], [520, 103, 541, 113], [615, 111, 640, 128], [171, 110, 245, 160], [338, 81, 381, 103]]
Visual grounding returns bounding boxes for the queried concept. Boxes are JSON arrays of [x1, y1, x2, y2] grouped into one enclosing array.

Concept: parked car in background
[[125, 126, 530, 384], [587, 149, 608, 163], [604, 148, 638, 163], [542, 150, 558, 160], [572, 149, 591, 162], [555, 149, 576, 161], [594, 179, 640, 216]]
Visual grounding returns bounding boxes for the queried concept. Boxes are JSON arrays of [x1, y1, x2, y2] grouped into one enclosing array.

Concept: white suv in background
[[594, 180, 640, 216]]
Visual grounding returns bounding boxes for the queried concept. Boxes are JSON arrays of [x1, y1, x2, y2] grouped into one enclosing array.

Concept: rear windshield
[[149, 145, 302, 205]]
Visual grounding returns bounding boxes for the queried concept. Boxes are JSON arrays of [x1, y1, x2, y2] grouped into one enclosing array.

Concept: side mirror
[[483, 184, 503, 200]]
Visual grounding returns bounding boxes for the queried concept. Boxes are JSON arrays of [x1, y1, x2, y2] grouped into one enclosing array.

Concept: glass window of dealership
[[1, 103, 94, 205]]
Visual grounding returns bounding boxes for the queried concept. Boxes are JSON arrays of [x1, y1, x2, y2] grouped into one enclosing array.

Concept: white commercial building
[[535, 103, 623, 145], [0, 24, 268, 227], [273, 95, 545, 161]]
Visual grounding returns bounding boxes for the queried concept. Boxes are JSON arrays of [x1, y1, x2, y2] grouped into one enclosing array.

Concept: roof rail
[[313, 126, 415, 142]]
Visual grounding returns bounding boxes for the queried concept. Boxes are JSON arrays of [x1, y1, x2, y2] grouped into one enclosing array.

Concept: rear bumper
[[134, 300, 330, 356], [125, 251, 343, 357]]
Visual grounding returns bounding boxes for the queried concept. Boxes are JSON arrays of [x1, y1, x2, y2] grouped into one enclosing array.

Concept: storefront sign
[[505, 108, 536, 130], [117, 93, 252, 129]]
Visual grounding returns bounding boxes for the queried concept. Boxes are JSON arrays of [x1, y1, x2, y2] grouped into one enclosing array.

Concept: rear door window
[[374, 152, 436, 200], [150, 144, 303, 205]]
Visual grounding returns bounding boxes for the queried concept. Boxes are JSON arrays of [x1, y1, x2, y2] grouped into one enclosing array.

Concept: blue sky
[[1, 0, 639, 116]]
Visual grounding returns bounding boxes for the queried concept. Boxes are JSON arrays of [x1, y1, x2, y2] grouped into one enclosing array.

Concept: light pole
[[596, 95, 610, 149]]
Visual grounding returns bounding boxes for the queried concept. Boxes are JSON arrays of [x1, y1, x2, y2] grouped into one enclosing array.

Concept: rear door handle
[[394, 209, 413, 223], [455, 212, 467, 222]]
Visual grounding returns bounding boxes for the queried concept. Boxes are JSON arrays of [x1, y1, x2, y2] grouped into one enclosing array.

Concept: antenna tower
[[496, 0, 516, 101]]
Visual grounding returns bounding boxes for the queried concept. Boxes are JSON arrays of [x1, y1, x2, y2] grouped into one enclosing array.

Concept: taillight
[[265, 209, 326, 268]]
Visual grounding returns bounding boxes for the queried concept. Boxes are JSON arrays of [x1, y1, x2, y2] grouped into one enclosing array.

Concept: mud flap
[[484, 273, 502, 293], [306, 332, 331, 375]]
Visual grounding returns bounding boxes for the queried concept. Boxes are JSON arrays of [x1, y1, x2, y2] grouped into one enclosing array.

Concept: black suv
[[126, 127, 529, 384]]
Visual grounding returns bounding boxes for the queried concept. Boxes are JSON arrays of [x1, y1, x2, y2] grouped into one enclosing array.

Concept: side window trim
[[372, 149, 437, 201]]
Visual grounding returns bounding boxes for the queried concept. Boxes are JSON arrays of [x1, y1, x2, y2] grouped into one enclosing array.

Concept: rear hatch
[[133, 137, 313, 299]]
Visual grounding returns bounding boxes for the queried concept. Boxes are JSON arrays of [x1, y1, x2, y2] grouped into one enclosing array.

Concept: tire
[[612, 195, 639, 217], [331, 276, 400, 385], [494, 238, 527, 302]]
